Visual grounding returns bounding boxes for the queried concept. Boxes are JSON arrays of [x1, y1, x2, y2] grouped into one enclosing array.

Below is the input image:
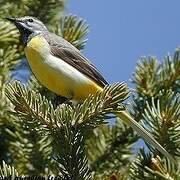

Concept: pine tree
[[0, 1, 179, 179]]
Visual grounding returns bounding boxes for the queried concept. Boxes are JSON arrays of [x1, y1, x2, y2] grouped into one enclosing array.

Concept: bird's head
[[6, 16, 48, 44]]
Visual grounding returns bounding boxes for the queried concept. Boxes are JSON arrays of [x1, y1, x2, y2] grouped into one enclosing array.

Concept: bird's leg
[[63, 97, 73, 106], [54, 95, 68, 107]]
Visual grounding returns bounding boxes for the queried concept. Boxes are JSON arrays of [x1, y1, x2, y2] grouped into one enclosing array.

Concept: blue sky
[[67, 1, 180, 86]]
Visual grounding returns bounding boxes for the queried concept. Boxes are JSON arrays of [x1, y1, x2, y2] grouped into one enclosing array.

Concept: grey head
[[6, 16, 48, 44]]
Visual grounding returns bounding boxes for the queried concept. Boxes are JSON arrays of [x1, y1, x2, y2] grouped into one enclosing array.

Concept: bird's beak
[[6, 17, 16, 22], [6, 17, 20, 27], [6, 17, 25, 32]]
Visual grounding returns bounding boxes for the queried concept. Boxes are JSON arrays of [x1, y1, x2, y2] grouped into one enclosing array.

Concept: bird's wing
[[44, 33, 108, 88]]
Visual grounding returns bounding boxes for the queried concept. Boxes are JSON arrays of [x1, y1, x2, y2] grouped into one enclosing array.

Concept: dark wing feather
[[44, 33, 108, 87]]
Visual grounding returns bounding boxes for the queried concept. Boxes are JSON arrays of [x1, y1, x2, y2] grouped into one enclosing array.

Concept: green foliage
[[5, 81, 129, 179], [0, 0, 180, 179], [130, 149, 180, 180], [142, 91, 180, 157], [87, 122, 135, 177], [130, 50, 180, 179], [0, 161, 18, 179], [0, 0, 65, 22], [133, 49, 180, 98], [0, 21, 18, 45], [58, 15, 89, 50]]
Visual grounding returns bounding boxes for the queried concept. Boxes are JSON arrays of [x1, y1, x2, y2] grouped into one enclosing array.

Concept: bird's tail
[[116, 111, 175, 163]]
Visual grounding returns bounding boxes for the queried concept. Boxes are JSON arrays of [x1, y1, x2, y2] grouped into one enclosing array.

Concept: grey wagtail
[[6, 16, 174, 162]]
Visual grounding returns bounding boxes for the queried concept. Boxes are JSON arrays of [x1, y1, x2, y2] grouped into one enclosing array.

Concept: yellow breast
[[25, 35, 103, 101]]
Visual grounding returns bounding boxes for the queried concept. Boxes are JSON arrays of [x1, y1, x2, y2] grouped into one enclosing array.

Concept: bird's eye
[[28, 18, 33, 23]]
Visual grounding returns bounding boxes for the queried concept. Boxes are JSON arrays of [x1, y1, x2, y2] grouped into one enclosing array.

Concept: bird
[[6, 16, 174, 162]]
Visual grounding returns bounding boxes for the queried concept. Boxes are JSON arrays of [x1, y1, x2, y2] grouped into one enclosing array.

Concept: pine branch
[[132, 56, 159, 98], [4, 82, 55, 174], [92, 170, 126, 180], [5, 126, 53, 175], [56, 15, 89, 50], [132, 49, 180, 98], [0, 0, 65, 23], [159, 49, 180, 92], [6, 80, 129, 133], [142, 90, 180, 158], [130, 149, 180, 180], [131, 49, 180, 178], [0, 46, 21, 75], [5, 81, 91, 178], [27, 0, 65, 24], [87, 121, 135, 177], [0, 161, 19, 179], [5, 81, 130, 178], [131, 49, 180, 143], [0, 21, 19, 46]]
